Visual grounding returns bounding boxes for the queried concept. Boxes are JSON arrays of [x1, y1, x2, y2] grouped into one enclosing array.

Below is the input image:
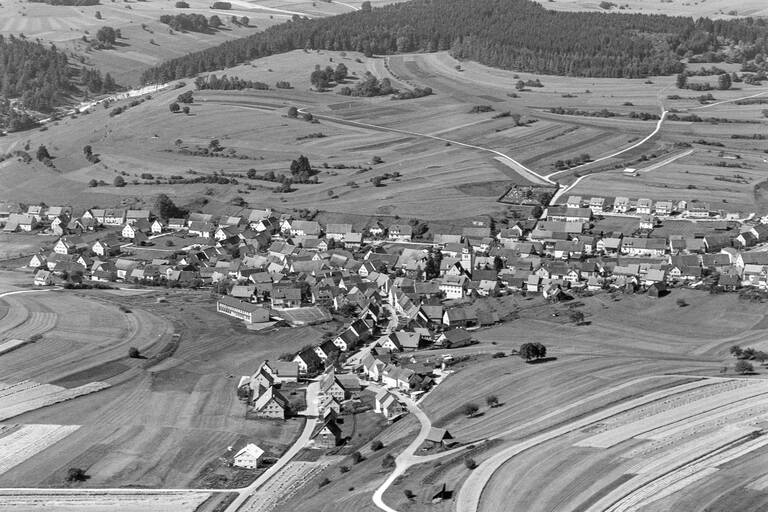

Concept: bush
[[404, 489, 416, 500], [113, 176, 126, 187], [175, 1, 189, 6], [351, 451, 363, 464], [339, 465, 349, 473], [128, 347, 141, 358], [735, 360, 754, 374], [66, 468, 87, 482], [465, 458, 477, 469], [371, 440, 384, 451], [463, 402, 479, 417], [318, 477, 330, 488], [382, 454, 395, 468], [492, 352, 505, 358], [88, 179, 98, 187], [486, 395, 499, 408]]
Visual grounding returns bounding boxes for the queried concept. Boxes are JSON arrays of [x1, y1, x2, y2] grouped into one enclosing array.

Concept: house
[[687, 203, 710, 218], [314, 339, 340, 363], [388, 224, 413, 242], [28, 252, 47, 269], [188, 221, 214, 238], [233, 443, 264, 469], [589, 197, 605, 214], [439, 274, 469, 299], [736, 231, 758, 249], [251, 386, 289, 419], [103, 209, 126, 226], [250, 361, 299, 386], [374, 389, 407, 420], [290, 220, 321, 237], [318, 394, 342, 417], [621, 238, 667, 257], [311, 416, 343, 449], [271, 285, 302, 308], [215, 225, 240, 241], [639, 214, 656, 230], [326, 224, 353, 241], [566, 195, 582, 208], [33, 269, 54, 286], [636, 198, 653, 215], [26, 205, 45, 221], [168, 218, 187, 230], [613, 197, 630, 213], [293, 348, 324, 374], [217, 296, 270, 324], [53, 237, 76, 255], [151, 219, 164, 234], [126, 209, 150, 225], [546, 206, 592, 224], [655, 200, 674, 216], [436, 329, 473, 349], [319, 371, 347, 402], [425, 427, 455, 448]]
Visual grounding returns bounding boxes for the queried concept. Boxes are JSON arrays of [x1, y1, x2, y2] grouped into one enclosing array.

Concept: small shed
[[425, 427, 455, 448]]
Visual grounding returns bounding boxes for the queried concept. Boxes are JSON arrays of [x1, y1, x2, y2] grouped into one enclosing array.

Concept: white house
[[233, 443, 264, 469]]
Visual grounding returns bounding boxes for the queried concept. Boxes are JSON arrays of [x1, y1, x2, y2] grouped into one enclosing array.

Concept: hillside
[[141, 0, 768, 83]]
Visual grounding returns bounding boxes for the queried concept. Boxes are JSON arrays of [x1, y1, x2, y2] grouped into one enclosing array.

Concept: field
[[0, 276, 325, 489], [532, 0, 768, 18], [2, 45, 766, 224], [0, 491, 213, 511]]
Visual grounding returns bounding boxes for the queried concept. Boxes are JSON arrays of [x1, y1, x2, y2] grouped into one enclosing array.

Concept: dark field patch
[[51, 360, 130, 388], [456, 180, 512, 197]]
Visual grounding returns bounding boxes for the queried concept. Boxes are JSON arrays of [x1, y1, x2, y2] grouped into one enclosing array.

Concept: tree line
[[140, 0, 768, 84]]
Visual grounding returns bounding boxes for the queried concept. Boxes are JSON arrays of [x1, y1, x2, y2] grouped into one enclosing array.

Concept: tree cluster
[[339, 74, 395, 97], [310, 63, 348, 90], [519, 342, 547, 361], [392, 86, 432, 100], [81, 67, 117, 94], [194, 74, 269, 90], [159, 13, 212, 33]]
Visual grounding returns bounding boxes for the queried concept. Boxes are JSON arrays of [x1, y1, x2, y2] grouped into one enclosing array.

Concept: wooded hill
[[0, 35, 72, 114], [140, 0, 768, 83]]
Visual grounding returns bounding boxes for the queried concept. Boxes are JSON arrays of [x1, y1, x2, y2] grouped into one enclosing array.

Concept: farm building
[[251, 386, 289, 419], [217, 296, 270, 324], [311, 416, 343, 449], [425, 427, 455, 448]]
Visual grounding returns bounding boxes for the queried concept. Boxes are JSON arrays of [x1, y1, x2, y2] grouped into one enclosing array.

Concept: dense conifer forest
[[0, 36, 72, 114], [141, 0, 768, 84]]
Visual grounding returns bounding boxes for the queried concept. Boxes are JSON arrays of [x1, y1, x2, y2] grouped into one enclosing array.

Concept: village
[[5, 193, 768, 467]]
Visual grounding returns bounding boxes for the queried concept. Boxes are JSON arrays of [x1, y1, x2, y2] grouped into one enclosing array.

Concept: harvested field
[[0, 381, 110, 422], [0, 492, 212, 512], [0, 424, 80, 476], [0, 286, 319, 489]]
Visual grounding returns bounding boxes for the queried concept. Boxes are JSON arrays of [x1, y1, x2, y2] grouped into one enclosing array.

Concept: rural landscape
[[1, 0, 768, 511]]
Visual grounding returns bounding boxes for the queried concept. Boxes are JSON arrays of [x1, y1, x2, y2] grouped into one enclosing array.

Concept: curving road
[[370, 386, 469, 512]]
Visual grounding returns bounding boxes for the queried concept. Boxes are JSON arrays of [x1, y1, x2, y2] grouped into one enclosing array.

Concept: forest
[[140, 0, 768, 84], [0, 36, 73, 114]]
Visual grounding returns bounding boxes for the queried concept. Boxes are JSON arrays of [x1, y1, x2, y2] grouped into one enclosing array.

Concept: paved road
[[369, 385, 469, 512]]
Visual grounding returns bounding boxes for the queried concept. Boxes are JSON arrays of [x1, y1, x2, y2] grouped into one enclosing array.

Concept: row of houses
[[561, 195, 723, 219]]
